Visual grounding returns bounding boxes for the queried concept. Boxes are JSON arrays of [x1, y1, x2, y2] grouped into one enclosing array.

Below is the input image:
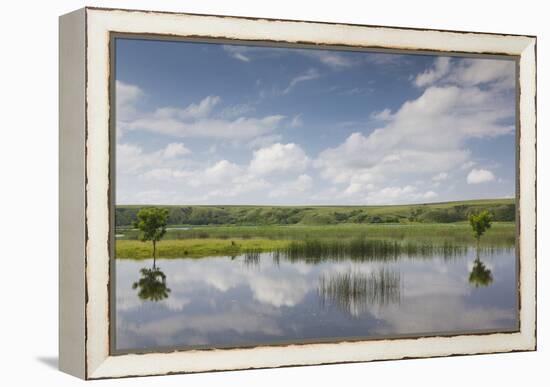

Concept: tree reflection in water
[[132, 266, 171, 301], [468, 245, 494, 288], [318, 269, 401, 317], [469, 258, 493, 287]]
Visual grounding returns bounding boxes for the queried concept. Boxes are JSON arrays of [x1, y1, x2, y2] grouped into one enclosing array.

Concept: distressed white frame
[[59, 7, 537, 380]]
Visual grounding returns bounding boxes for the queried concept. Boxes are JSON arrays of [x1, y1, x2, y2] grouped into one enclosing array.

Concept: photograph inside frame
[[112, 36, 518, 353]]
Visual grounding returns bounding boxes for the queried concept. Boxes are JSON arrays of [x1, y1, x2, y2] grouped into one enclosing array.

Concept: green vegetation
[[469, 210, 493, 247], [116, 199, 515, 228], [115, 199, 515, 259], [466, 210, 496, 288], [117, 222, 515, 245], [134, 207, 169, 263], [116, 238, 290, 259], [115, 223, 514, 259]]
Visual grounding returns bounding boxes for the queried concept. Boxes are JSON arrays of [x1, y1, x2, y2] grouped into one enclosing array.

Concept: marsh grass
[[117, 222, 515, 247], [116, 238, 289, 259], [117, 235, 512, 260], [116, 222, 515, 260]]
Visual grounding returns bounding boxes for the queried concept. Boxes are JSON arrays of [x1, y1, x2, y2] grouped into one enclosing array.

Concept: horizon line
[[115, 197, 515, 208]]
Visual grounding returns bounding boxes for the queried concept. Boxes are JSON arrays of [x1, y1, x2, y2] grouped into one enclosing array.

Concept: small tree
[[134, 207, 169, 265], [469, 210, 493, 248]]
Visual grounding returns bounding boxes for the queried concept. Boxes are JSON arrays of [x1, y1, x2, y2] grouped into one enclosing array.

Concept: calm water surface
[[115, 248, 517, 352]]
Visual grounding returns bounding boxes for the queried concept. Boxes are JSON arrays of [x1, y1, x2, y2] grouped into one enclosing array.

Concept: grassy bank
[[116, 238, 290, 259], [117, 222, 515, 246], [115, 199, 516, 259], [116, 222, 515, 259]]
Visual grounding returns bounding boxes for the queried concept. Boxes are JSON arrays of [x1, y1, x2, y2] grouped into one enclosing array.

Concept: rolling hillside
[[115, 198, 515, 227]]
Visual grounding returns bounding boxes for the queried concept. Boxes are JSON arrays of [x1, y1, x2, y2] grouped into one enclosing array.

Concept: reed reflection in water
[[318, 269, 401, 317], [280, 238, 473, 263], [268, 238, 512, 265]]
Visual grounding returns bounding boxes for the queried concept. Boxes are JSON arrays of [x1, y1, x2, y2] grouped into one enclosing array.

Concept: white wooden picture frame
[[59, 7, 536, 380]]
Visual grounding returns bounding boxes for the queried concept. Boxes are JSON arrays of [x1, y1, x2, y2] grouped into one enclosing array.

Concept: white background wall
[[0, 0, 546, 385]]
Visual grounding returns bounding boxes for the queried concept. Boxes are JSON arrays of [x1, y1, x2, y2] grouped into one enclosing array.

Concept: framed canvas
[[59, 7, 537, 380]]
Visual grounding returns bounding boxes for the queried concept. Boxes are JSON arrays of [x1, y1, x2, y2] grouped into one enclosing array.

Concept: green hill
[[115, 198, 515, 227]]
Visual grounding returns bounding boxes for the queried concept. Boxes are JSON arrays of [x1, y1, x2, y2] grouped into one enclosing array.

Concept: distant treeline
[[115, 200, 515, 227]]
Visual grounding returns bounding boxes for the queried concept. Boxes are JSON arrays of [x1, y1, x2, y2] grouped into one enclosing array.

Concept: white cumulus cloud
[[162, 143, 191, 158], [414, 57, 515, 89], [249, 143, 309, 175], [314, 56, 514, 204], [116, 89, 286, 140], [364, 185, 438, 205], [268, 174, 313, 198], [467, 169, 496, 184], [432, 172, 449, 182], [414, 57, 452, 87]]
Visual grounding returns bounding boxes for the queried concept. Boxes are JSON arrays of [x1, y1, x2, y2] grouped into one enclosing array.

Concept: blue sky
[[115, 38, 516, 205]]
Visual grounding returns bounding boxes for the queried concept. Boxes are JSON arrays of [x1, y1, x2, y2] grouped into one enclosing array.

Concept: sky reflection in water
[[115, 249, 517, 352]]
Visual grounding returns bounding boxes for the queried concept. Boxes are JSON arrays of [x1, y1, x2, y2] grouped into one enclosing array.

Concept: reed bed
[[116, 222, 516, 248]]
